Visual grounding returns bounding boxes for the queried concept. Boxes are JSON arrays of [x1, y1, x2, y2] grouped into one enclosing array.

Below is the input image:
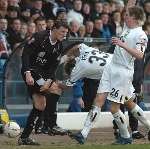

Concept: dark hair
[[53, 20, 69, 29], [56, 7, 67, 16], [35, 17, 46, 24], [64, 58, 76, 76]]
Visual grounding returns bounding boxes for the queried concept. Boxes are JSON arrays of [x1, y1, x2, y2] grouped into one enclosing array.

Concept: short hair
[[35, 17, 46, 24], [53, 20, 69, 29], [128, 6, 146, 25]]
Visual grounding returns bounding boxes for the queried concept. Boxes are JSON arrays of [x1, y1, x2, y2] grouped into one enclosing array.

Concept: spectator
[[0, 17, 10, 58], [6, 6, 20, 24], [8, 0, 19, 7], [81, 2, 91, 23], [20, 7, 31, 23], [30, 0, 44, 22], [0, 0, 8, 18], [143, 0, 150, 20], [56, 7, 67, 20], [91, 1, 103, 21], [67, 0, 83, 26], [35, 17, 47, 32], [20, 22, 28, 40], [91, 18, 103, 38], [100, 13, 116, 40], [85, 20, 94, 37], [26, 21, 36, 38], [69, 20, 80, 37], [113, 0, 125, 13], [102, 2, 111, 14], [55, 0, 73, 12], [7, 18, 23, 50], [111, 11, 123, 37], [46, 19, 54, 30], [78, 25, 86, 37]]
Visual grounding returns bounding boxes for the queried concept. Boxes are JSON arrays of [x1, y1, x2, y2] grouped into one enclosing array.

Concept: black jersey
[[21, 30, 64, 79]]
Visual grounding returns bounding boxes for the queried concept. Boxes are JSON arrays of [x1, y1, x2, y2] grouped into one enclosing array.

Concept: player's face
[[56, 26, 68, 41], [124, 11, 136, 28]]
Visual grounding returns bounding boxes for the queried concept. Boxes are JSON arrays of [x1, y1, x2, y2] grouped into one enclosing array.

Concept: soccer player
[[64, 43, 113, 83], [63, 43, 113, 113], [70, 5, 150, 145], [18, 20, 69, 145]]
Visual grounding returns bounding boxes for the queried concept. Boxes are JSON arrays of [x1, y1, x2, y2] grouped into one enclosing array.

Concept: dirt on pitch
[[0, 127, 149, 148]]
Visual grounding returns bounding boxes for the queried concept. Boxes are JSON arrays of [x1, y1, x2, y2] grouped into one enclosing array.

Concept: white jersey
[[98, 27, 148, 104], [112, 27, 148, 69], [70, 43, 113, 82]]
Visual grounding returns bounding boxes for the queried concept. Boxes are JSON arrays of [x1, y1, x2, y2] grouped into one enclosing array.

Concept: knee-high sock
[[128, 111, 138, 132], [44, 93, 60, 129], [131, 104, 150, 130], [21, 107, 42, 138], [81, 105, 101, 139], [113, 110, 130, 138]]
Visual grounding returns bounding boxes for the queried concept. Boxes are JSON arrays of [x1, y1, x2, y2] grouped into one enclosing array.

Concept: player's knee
[[95, 93, 106, 107], [33, 95, 46, 111], [110, 103, 120, 114], [125, 98, 136, 110]]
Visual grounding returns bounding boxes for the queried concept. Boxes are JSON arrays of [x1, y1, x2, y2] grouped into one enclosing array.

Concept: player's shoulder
[[132, 27, 148, 40]]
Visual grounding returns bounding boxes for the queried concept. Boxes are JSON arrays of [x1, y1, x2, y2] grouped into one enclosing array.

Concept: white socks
[[113, 110, 130, 138], [131, 104, 150, 130], [81, 105, 101, 138]]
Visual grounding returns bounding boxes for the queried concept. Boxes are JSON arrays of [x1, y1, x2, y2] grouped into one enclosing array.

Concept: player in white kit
[[64, 43, 113, 83], [70, 1, 150, 145]]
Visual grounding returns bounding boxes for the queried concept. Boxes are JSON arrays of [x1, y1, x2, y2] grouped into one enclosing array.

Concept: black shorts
[[21, 70, 46, 98]]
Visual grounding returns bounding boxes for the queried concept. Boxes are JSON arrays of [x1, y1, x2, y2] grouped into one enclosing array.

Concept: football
[[4, 121, 21, 138]]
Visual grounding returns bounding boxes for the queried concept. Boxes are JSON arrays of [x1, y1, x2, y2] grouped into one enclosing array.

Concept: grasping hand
[[48, 82, 62, 95], [111, 37, 126, 48], [40, 81, 50, 92], [25, 72, 34, 86]]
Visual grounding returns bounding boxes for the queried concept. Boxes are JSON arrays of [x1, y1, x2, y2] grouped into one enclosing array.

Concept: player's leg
[[44, 93, 69, 136], [82, 78, 100, 112], [113, 104, 125, 139], [70, 92, 107, 144], [18, 93, 46, 145], [69, 62, 110, 144], [110, 102, 132, 144], [128, 96, 144, 139], [125, 99, 150, 140]]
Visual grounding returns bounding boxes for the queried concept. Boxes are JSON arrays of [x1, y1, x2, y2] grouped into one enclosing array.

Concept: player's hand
[[40, 80, 51, 92], [111, 37, 126, 48], [56, 80, 72, 89], [25, 72, 34, 86], [49, 82, 62, 95]]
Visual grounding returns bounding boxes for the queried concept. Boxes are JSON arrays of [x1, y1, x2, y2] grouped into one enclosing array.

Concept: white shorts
[[97, 63, 135, 104]]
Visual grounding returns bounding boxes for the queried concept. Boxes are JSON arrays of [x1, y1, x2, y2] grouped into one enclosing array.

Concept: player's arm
[[111, 36, 148, 59], [22, 37, 37, 85]]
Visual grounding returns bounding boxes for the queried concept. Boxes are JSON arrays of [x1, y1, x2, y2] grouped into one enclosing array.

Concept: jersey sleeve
[[21, 33, 40, 73], [135, 34, 148, 54]]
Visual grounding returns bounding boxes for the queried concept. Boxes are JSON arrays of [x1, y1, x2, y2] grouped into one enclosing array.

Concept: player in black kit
[[18, 20, 69, 145]]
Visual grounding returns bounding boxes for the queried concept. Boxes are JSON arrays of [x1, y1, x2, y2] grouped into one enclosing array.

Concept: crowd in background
[[0, 0, 149, 58]]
